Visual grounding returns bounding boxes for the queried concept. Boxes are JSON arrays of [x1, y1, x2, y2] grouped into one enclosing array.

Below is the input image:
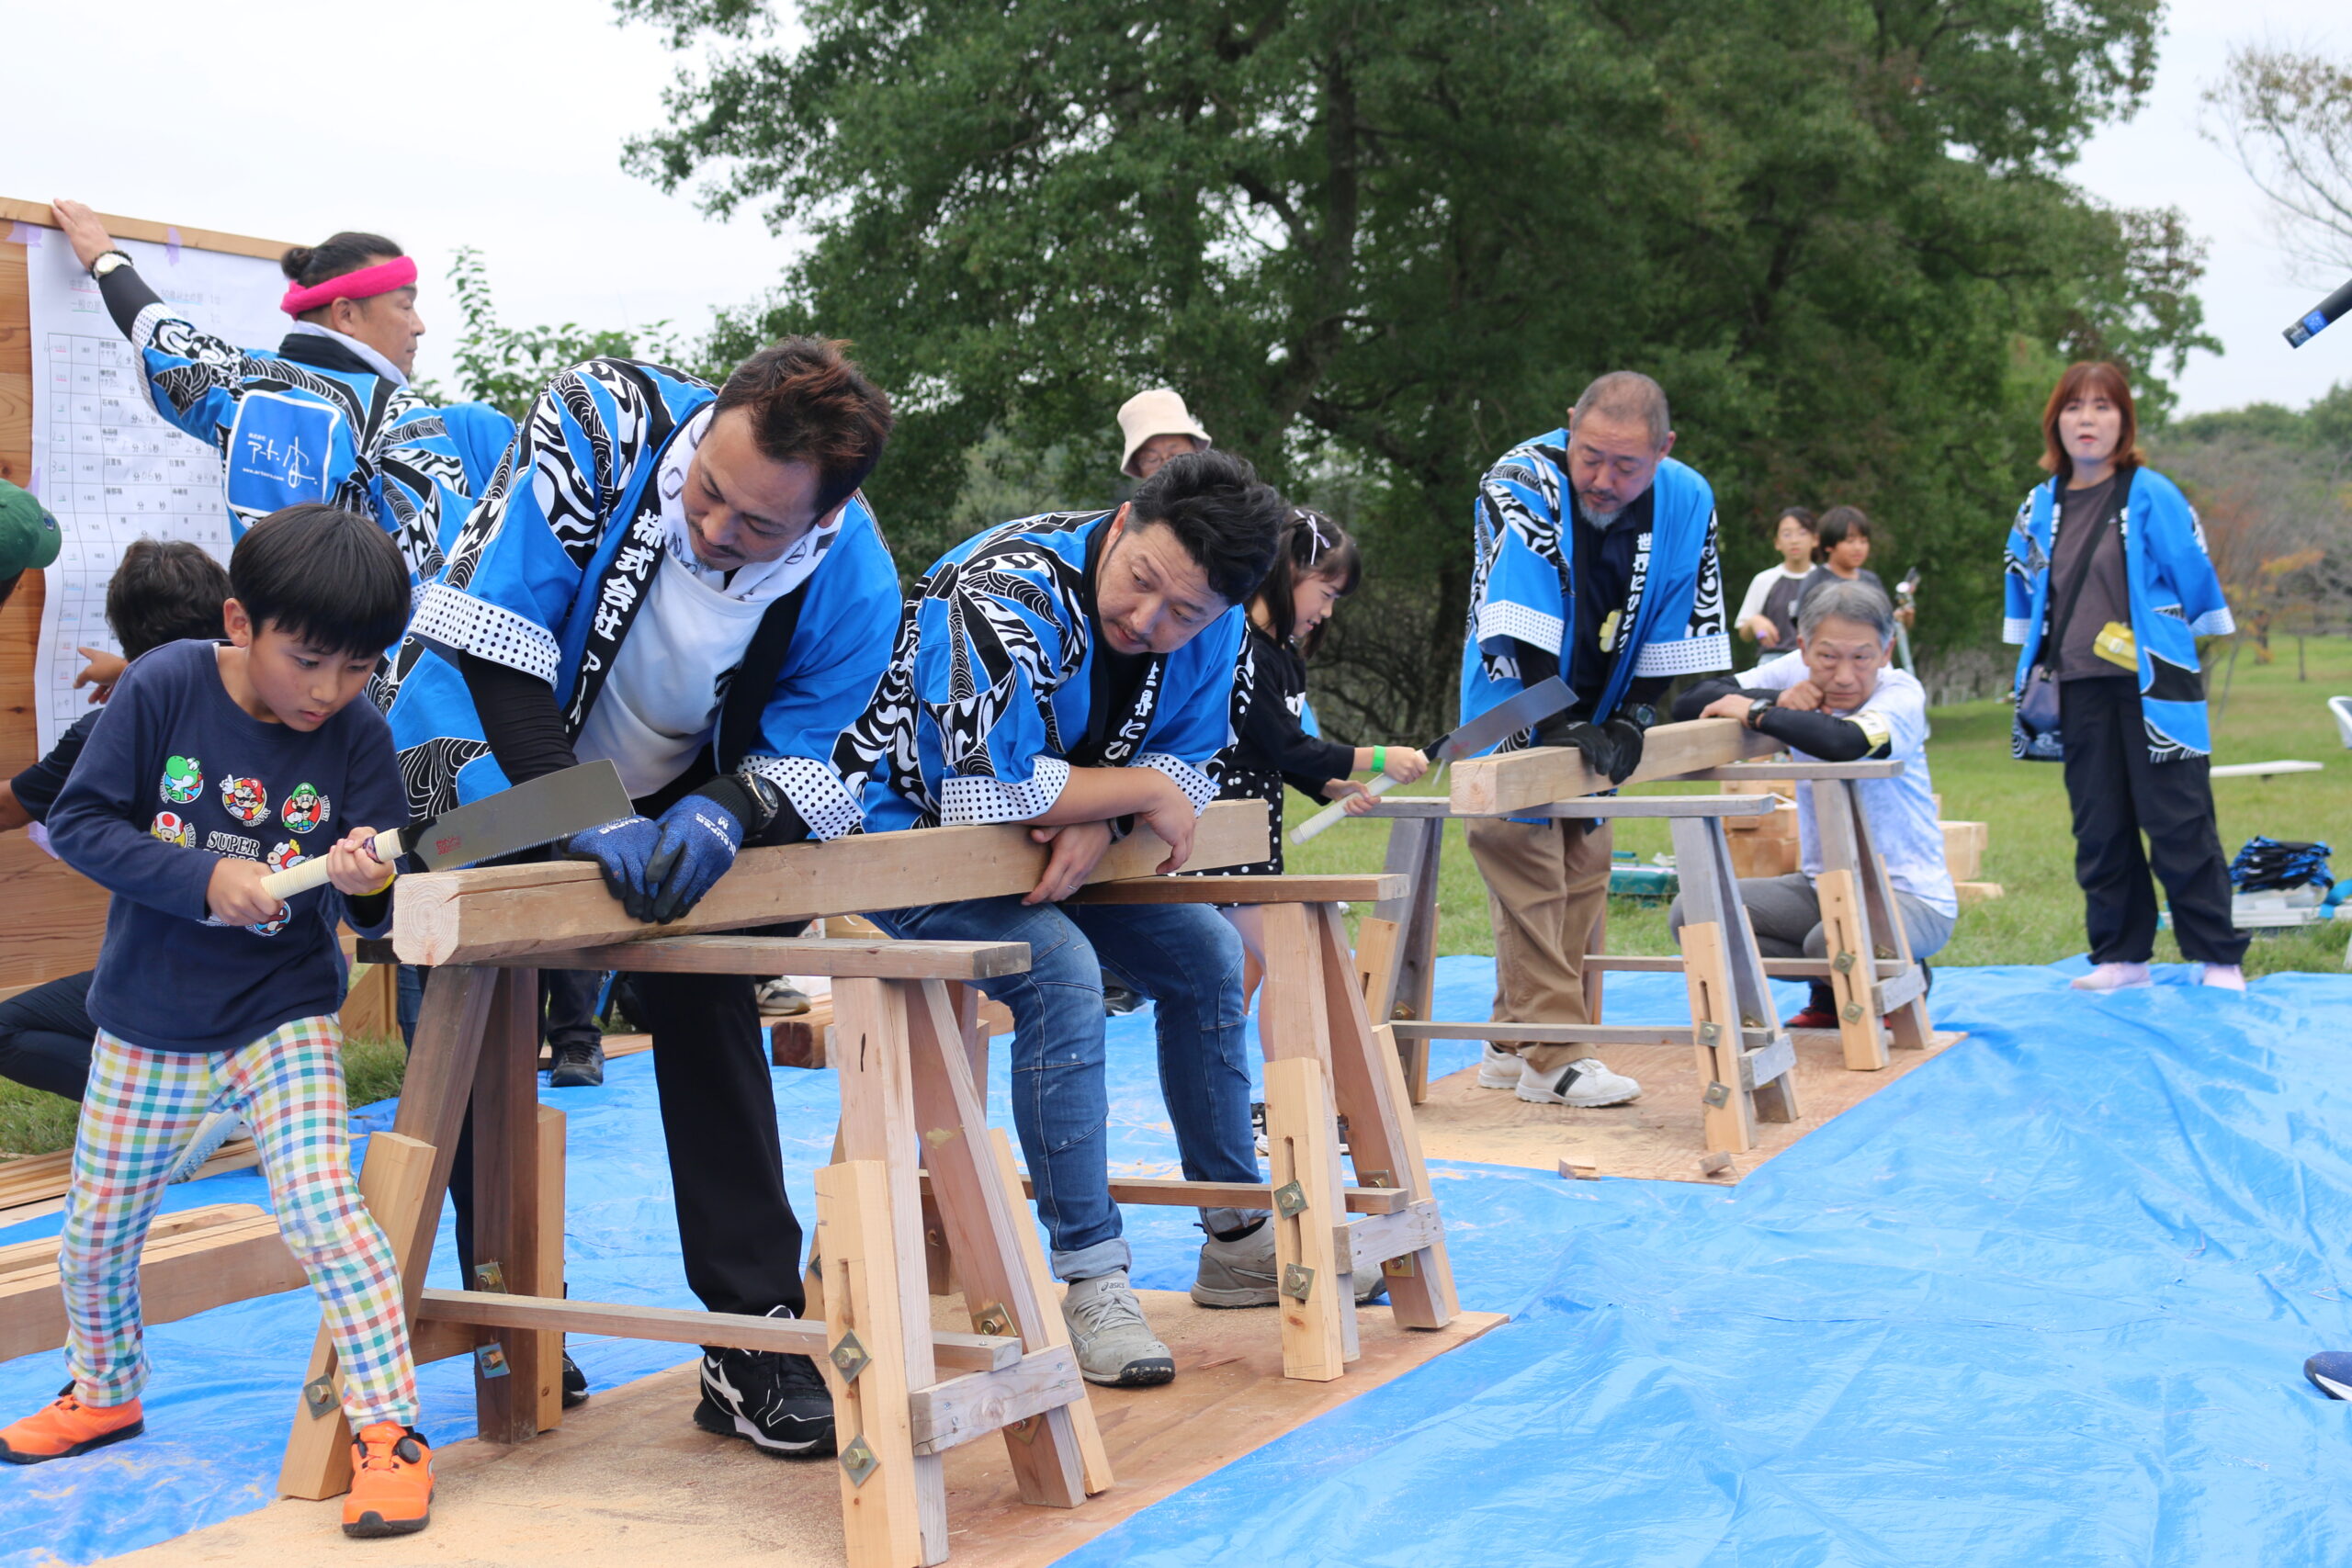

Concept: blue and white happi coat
[[833, 511, 1245, 834], [123, 307, 496, 580], [1459, 433, 1728, 747], [2002, 466, 2235, 761], [376, 357, 899, 828]]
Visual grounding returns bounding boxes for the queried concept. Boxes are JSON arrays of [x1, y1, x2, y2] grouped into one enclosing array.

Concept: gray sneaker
[[1060, 1270, 1175, 1387], [1192, 1221, 1388, 1308]]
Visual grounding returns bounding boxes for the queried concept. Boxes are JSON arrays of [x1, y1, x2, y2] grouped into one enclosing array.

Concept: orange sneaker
[[344, 1422, 435, 1537], [0, 1384, 144, 1463]]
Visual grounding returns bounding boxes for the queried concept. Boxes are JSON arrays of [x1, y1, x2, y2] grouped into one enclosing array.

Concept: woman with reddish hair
[[2002, 361, 2245, 991]]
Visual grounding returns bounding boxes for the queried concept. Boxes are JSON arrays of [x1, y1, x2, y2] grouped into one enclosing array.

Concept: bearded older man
[[1461, 371, 1730, 1109]]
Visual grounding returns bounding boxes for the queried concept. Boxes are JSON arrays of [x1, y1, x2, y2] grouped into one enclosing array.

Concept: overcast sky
[[3, 0, 2344, 416]]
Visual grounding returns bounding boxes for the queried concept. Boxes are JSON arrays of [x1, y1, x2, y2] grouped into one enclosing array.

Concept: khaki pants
[[1464, 816, 1612, 1073]]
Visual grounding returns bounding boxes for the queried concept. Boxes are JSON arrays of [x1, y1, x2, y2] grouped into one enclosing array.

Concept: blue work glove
[[564, 815, 663, 922], [642, 792, 746, 924]]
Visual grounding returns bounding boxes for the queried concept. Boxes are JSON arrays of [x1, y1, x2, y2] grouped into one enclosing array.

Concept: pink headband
[[279, 255, 417, 317]]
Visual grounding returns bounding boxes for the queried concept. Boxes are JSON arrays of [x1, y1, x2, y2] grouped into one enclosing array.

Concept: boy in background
[[0, 507, 436, 1540], [0, 540, 231, 1126]]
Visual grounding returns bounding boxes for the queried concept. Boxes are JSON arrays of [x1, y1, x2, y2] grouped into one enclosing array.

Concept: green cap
[[0, 479, 62, 577]]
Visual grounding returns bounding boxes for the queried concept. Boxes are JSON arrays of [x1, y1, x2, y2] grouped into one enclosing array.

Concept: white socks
[[2070, 962, 2151, 991], [2069, 961, 2246, 992]]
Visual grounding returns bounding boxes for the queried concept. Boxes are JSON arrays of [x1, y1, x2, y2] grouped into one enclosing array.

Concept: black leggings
[[0, 969, 96, 1100], [2059, 677, 2246, 966]]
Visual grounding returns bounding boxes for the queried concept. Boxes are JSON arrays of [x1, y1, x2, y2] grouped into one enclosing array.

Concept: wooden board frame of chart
[[0, 199, 291, 990]]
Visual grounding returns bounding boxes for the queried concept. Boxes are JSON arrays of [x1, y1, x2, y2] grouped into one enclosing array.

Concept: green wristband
[[1374, 745, 1387, 776]]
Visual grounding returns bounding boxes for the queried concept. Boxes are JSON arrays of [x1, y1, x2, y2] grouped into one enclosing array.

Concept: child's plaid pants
[[60, 1014, 417, 1427]]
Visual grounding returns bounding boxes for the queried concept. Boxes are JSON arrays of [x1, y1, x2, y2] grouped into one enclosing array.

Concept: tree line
[[439, 1, 2286, 735]]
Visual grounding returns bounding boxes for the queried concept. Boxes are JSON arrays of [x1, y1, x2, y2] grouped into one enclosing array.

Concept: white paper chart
[[28, 228, 286, 751]]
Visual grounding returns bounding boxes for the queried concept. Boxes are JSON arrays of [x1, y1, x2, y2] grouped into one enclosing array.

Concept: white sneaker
[[2199, 964, 2246, 991], [1476, 1043, 1526, 1090], [1515, 1058, 1641, 1107], [163, 1109, 245, 1185], [2070, 962, 2151, 992]]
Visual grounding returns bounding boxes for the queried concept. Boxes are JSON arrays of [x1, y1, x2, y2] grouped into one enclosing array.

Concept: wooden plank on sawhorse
[[395, 800, 1267, 965]]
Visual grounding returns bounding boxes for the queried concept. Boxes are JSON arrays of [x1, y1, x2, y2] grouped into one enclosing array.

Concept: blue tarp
[[6, 957, 2351, 1565]]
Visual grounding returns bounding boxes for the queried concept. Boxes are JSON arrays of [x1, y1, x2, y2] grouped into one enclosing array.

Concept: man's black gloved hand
[[1548, 721, 1623, 782], [1598, 716, 1646, 785]]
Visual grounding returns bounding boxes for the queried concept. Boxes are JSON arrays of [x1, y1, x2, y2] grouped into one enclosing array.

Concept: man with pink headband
[[50, 199, 497, 584]]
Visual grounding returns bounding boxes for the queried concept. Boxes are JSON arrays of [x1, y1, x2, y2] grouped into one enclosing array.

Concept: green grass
[[0, 1032, 412, 1164], [5, 640, 2345, 1161], [1289, 634, 2352, 978]]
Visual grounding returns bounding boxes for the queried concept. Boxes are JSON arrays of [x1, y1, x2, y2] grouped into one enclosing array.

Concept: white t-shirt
[[1736, 564, 1811, 628], [1746, 651, 1957, 918], [571, 406, 845, 797]]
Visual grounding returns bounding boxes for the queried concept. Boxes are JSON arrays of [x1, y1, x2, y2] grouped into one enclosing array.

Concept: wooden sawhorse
[[1049, 874, 1460, 1380], [1374, 794, 1806, 1156], [1618, 759, 1937, 1071], [280, 935, 1108, 1568]]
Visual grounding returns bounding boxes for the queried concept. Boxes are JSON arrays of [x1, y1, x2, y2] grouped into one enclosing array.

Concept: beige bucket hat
[[1116, 388, 1213, 478]]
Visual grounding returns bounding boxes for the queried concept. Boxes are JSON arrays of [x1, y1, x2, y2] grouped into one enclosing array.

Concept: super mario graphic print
[[220, 775, 268, 824]]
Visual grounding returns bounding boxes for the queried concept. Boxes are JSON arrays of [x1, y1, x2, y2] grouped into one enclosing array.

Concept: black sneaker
[[561, 1351, 588, 1410], [694, 1310, 834, 1457], [1102, 974, 1146, 1017], [548, 1040, 605, 1089]]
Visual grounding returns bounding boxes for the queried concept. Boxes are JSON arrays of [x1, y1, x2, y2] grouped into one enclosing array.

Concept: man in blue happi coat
[[1462, 371, 1730, 1110], [380, 340, 899, 1459], [832, 449, 1315, 1389]]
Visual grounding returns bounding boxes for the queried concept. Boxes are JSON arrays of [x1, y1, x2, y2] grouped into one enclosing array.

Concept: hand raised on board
[[50, 199, 119, 272]]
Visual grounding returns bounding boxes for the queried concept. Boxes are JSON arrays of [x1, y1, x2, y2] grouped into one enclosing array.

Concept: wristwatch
[[1620, 702, 1659, 730], [89, 251, 133, 280], [1744, 694, 1778, 730]]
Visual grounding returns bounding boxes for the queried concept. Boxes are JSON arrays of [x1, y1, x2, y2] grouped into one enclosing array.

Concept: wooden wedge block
[[1940, 820, 1988, 883]]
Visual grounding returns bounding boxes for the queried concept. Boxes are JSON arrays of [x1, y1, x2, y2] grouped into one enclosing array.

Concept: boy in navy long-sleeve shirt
[[0, 506, 438, 1540]]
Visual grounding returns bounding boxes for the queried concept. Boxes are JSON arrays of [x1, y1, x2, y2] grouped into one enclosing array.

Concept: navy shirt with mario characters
[[45, 638, 406, 1054]]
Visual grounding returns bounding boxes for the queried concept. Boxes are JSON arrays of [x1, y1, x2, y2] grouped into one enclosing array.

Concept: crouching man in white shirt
[[1666, 576, 1958, 1028]]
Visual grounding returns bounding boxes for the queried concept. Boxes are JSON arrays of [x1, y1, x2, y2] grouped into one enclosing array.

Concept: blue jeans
[[872, 897, 1259, 1281]]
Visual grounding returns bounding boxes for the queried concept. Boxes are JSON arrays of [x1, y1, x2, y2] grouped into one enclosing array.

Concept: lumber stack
[[0, 1203, 304, 1360]]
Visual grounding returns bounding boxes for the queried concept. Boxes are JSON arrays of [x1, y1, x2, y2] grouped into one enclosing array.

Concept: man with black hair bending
[[1463, 371, 1730, 1109], [379, 339, 899, 1459], [6, 507, 435, 1540], [832, 451, 1287, 1388]]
